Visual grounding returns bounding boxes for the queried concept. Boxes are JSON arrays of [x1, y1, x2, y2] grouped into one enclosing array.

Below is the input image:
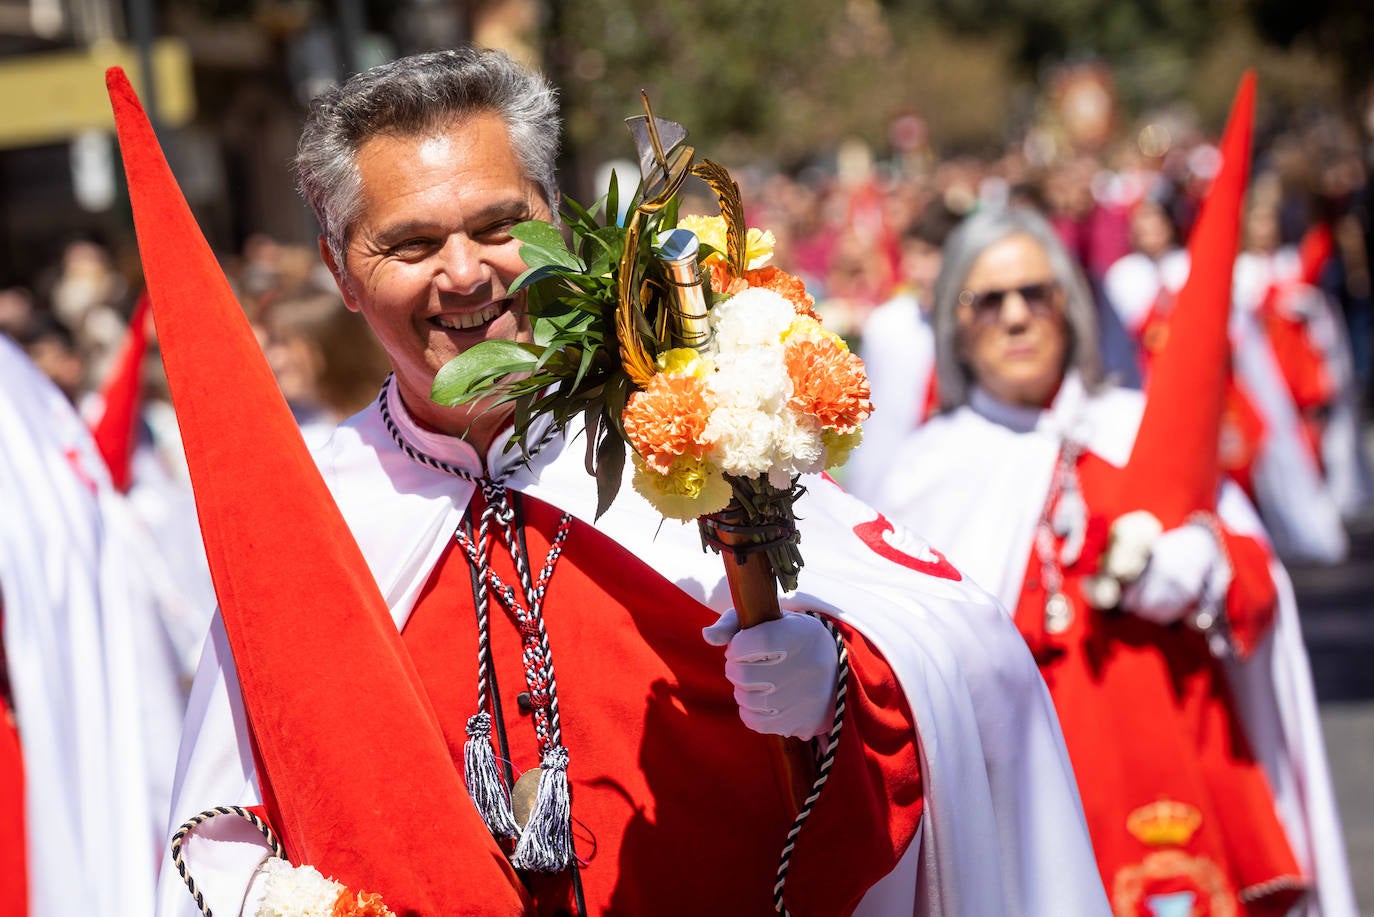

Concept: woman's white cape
[[878, 375, 1355, 916]]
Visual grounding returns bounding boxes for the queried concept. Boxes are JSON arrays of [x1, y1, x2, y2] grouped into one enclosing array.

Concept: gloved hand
[[702, 608, 839, 740], [1121, 523, 1225, 625]]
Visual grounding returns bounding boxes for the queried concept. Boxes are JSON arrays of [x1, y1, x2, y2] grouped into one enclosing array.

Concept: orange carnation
[[709, 263, 819, 321], [708, 261, 748, 298], [785, 336, 873, 433], [332, 887, 396, 917], [622, 373, 715, 473]]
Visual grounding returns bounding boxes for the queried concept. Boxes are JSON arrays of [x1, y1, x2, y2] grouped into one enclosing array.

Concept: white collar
[[967, 370, 1091, 441], [383, 376, 557, 483]]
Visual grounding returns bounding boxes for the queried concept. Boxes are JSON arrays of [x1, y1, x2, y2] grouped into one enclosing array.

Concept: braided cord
[[377, 379, 483, 484], [463, 503, 575, 752], [379, 371, 574, 759], [773, 617, 850, 916], [170, 806, 286, 917]]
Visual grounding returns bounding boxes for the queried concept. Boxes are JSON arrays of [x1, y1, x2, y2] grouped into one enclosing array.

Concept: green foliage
[[430, 182, 685, 516]]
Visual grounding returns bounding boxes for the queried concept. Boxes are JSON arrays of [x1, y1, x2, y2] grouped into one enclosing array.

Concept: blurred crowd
[[2, 105, 1370, 564]]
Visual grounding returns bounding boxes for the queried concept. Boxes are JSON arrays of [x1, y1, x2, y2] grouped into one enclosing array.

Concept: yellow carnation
[[677, 214, 775, 270], [656, 347, 712, 379], [822, 428, 864, 470], [631, 453, 732, 521], [783, 316, 847, 350]]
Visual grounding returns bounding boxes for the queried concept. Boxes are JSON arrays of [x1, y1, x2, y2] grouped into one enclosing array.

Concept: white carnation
[[710, 288, 796, 354], [1103, 510, 1163, 582], [255, 858, 342, 917], [705, 405, 778, 478], [709, 349, 790, 414], [770, 411, 824, 484]]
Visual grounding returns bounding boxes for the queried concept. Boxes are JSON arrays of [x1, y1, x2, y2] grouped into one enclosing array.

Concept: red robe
[[259, 491, 924, 916], [0, 603, 24, 917], [1015, 450, 1303, 916]]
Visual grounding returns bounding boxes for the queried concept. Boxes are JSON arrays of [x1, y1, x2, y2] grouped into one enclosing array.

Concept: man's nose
[[434, 236, 491, 295]]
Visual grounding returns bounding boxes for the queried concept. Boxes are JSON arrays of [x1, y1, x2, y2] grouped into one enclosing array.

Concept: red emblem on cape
[[64, 447, 99, 496], [854, 514, 961, 581]]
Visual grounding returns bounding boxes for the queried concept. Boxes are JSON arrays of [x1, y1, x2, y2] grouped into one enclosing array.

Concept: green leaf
[[511, 221, 583, 271], [606, 171, 621, 228], [509, 262, 566, 295], [593, 428, 626, 520], [431, 340, 541, 406], [561, 195, 603, 235]]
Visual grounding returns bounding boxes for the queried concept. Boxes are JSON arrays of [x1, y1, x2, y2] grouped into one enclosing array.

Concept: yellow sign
[[0, 39, 194, 149]]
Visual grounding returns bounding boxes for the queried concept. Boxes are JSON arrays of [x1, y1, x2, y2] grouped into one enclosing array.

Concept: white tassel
[[463, 713, 520, 840], [510, 746, 573, 872]]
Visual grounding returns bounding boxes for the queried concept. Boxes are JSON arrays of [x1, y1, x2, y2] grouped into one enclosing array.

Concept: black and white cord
[[170, 806, 286, 917], [773, 616, 850, 916]]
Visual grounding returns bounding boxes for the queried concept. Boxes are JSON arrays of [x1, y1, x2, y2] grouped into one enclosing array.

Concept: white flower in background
[[1102, 510, 1164, 582]]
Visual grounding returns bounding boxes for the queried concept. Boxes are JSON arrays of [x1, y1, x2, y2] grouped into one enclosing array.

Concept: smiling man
[[154, 49, 1108, 917]]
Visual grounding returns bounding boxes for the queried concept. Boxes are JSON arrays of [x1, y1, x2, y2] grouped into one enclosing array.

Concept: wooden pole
[[707, 505, 816, 816]]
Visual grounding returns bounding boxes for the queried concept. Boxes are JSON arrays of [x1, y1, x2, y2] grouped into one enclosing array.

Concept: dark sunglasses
[[958, 281, 1059, 318]]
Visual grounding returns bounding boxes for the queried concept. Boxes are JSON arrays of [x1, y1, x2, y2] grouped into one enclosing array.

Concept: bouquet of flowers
[[432, 95, 871, 602]]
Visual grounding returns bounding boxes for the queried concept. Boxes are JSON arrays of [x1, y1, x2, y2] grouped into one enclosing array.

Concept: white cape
[[875, 375, 1356, 916], [0, 337, 184, 917], [159, 380, 1109, 916]]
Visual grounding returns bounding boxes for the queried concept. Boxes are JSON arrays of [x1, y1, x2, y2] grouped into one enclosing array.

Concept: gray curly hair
[[295, 47, 561, 268], [931, 206, 1103, 410]]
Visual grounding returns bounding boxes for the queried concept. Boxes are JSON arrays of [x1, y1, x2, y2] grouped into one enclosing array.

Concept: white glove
[[702, 608, 839, 740], [1121, 524, 1225, 624]]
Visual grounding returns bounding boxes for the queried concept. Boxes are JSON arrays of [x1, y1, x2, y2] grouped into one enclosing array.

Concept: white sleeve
[[155, 613, 268, 917]]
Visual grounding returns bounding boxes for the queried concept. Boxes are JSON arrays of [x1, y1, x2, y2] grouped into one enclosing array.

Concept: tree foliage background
[[544, 0, 1370, 175]]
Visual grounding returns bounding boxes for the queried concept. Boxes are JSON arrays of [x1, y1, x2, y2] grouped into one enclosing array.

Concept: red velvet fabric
[[107, 68, 525, 914], [90, 293, 150, 493], [1222, 529, 1280, 659], [1119, 73, 1255, 528], [1016, 451, 1302, 916], [1256, 289, 1333, 468], [403, 492, 923, 916]]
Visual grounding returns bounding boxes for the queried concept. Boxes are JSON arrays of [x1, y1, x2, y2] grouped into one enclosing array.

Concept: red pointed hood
[[1298, 222, 1334, 287], [91, 292, 151, 492], [106, 67, 523, 911], [1117, 72, 1256, 527]]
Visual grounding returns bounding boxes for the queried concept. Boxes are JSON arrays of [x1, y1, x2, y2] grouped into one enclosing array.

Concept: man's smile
[[429, 299, 509, 331]]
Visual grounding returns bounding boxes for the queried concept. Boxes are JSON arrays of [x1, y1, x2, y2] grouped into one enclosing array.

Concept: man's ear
[[318, 236, 360, 313]]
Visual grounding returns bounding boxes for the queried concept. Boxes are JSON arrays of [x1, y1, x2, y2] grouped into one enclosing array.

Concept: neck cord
[[1033, 438, 1086, 639], [378, 376, 578, 875]]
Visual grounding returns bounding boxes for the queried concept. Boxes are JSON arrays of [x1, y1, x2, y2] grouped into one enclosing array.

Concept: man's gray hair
[[296, 47, 561, 267], [931, 206, 1103, 410]]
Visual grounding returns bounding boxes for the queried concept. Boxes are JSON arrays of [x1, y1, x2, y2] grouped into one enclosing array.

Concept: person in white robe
[[0, 335, 184, 916]]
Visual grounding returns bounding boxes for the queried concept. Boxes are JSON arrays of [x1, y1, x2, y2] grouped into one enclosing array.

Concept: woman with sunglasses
[[870, 206, 1327, 915]]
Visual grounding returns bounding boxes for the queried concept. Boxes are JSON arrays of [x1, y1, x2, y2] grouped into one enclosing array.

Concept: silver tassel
[[510, 746, 573, 872], [1054, 475, 1087, 567], [463, 712, 520, 840]]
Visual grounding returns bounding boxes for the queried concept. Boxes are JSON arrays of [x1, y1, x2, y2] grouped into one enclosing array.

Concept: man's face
[[323, 111, 552, 438]]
